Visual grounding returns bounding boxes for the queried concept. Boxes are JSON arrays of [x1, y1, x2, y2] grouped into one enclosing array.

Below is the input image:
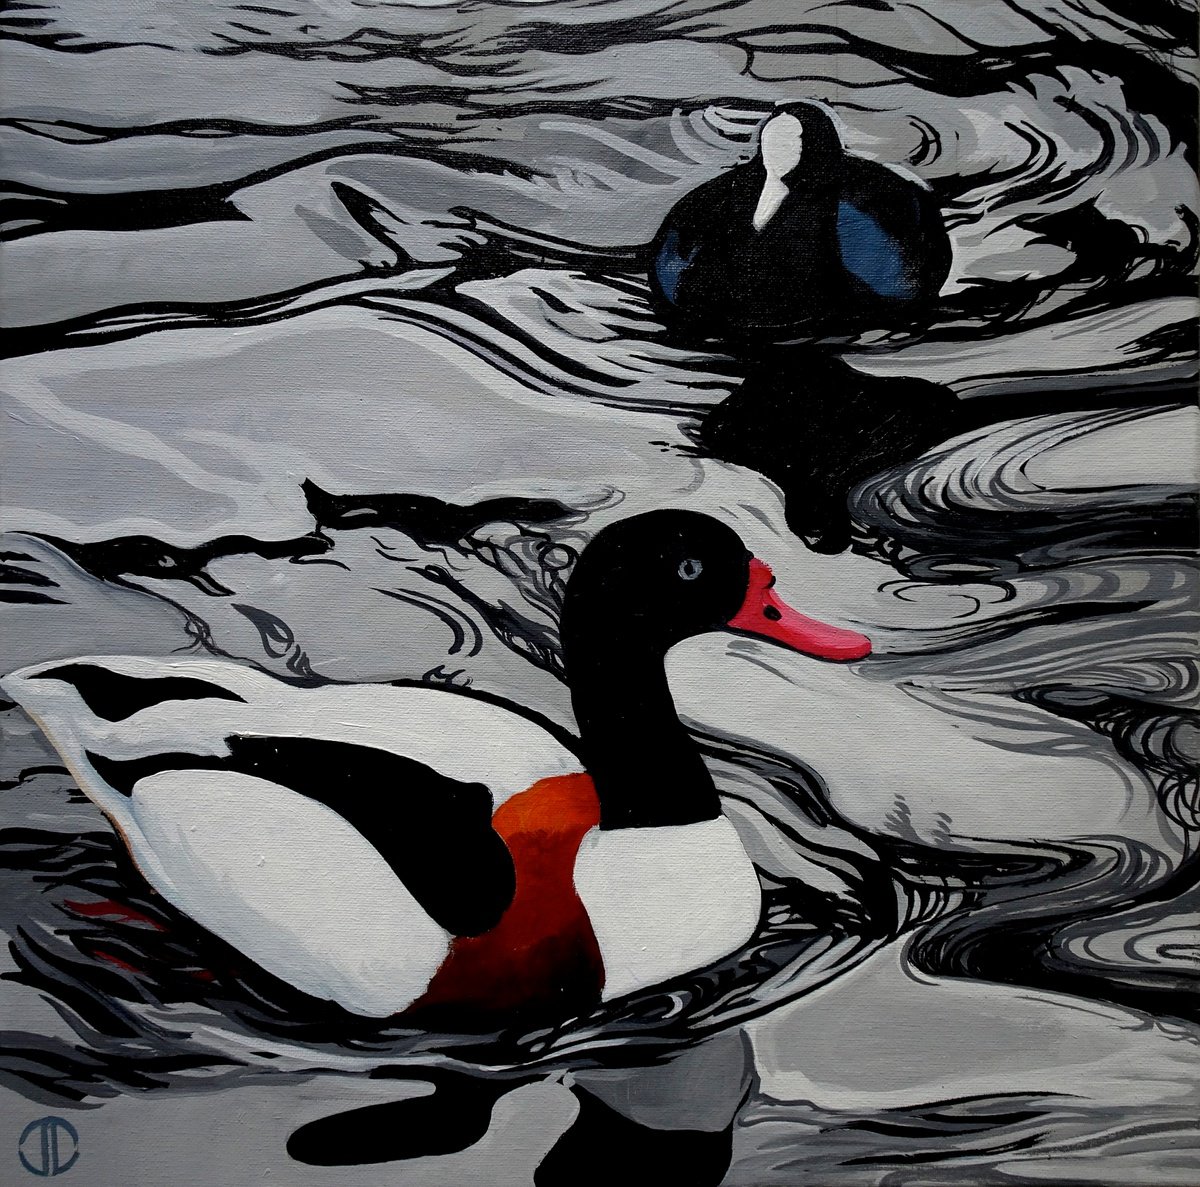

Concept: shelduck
[[3, 510, 872, 1026]]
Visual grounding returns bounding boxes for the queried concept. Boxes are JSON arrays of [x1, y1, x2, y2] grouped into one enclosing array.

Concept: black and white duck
[[3, 510, 871, 1025]]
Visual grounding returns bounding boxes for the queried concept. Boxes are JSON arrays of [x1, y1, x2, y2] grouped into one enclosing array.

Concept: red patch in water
[[409, 773, 604, 1023], [93, 950, 140, 974], [65, 899, 166, 930]]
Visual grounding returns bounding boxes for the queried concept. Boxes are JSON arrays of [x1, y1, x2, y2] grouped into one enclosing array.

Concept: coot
[[649, 101, 952, 340]]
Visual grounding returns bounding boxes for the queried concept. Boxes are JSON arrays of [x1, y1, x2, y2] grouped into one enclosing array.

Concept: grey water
[[0, 0, 1198, 1183]]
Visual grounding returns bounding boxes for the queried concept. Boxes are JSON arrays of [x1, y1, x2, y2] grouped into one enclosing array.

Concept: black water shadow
[[287, 1067, 739, 1182], [696, 347, 1190, 555], [698, 351, 965, 552], [535, 1084, 734, 1187], [287, 1068, 509, 1165]]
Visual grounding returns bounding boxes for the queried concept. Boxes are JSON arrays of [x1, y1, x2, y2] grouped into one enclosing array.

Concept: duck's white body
[[3, 655, 761, 1019]]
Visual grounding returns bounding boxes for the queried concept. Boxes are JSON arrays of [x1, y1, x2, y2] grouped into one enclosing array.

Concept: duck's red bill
[[727, 557, 872, 661]]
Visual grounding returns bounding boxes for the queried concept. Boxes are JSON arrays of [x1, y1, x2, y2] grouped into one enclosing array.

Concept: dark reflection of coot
[[649, 102, 952, 342], [699, 352, 966, 553]]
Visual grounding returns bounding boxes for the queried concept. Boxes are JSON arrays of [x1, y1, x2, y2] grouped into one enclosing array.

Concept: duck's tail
[[2, 654, 455, 1017], [2, 654, 273, 818]]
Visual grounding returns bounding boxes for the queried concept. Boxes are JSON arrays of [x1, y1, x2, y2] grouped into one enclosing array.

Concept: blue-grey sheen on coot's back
[[0, 0, 1197, 1185]]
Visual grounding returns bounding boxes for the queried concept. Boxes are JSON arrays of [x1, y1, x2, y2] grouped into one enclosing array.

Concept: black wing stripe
[[83, 735, 516, 937], [32, 664, 245, 722]]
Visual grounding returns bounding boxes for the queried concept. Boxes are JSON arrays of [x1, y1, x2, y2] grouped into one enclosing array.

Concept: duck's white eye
[[678, 558, 703, 581]]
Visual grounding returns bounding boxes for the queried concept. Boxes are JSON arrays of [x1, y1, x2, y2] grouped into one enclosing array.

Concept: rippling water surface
[[1, 0, 1197, 1182]]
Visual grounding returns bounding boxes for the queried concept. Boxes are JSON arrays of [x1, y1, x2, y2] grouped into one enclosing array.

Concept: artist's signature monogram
[[18, 1117, 79, 1177]]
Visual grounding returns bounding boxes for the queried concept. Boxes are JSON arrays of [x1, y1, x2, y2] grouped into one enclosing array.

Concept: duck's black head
[[563, 510, 750, 656], [562, 509, 871, 662], [757, 101, 845, 183], [561, 509, 871, 829]]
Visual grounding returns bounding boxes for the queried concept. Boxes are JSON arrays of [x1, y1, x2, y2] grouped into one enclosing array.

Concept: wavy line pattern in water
[[1, 0, 1195, 339], [0, 0, 1197, 1180]]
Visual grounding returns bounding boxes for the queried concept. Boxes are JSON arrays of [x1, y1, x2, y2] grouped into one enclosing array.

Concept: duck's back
[[2, 656, 588, 1018]]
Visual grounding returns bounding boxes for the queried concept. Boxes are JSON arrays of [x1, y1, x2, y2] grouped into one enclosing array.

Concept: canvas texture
[[0, 1, 1197, 1184]]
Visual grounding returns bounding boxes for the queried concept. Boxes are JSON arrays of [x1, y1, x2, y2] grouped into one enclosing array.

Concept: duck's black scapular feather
[[84, 735, 517, 938], [836, 156, 952, 303], [32, 663, 246, 723]]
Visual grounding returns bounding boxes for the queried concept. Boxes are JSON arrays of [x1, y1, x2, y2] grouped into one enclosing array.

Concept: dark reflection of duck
[[649, 101, 952, 340], [288, 1030, 752, 1184], [535, 1032, 752, 1187]]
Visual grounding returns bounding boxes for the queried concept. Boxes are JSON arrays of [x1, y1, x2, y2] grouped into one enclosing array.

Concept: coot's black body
[[649, 103, 952, 341]]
